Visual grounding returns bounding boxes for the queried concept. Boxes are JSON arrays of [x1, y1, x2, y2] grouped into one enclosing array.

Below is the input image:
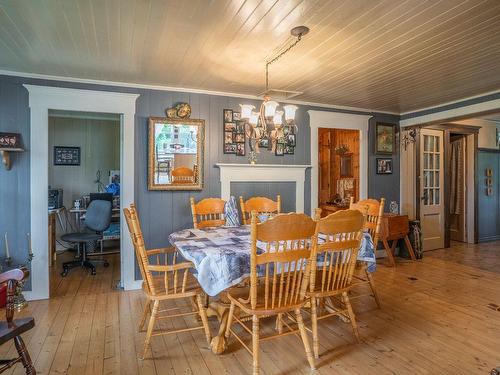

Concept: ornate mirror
[[148, 117, 204, 190]]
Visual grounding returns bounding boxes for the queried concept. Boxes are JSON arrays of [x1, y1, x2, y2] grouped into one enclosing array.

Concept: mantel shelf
[[215, 163, 311, 169]]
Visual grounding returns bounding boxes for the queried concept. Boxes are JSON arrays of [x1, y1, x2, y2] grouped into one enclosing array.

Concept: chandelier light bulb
[[264, 101, 279, 118], [249, 111, 259, 126], [283, 105, 298, 122], [273, 110, 283, 125], [240, 104, 255, 120]]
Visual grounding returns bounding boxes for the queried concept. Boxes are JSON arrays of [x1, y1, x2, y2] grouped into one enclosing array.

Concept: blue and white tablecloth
[[169, 226, 376, 296]]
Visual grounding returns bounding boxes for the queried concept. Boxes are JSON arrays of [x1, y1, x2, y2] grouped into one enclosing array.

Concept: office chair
[[61, 200, 112, 276]]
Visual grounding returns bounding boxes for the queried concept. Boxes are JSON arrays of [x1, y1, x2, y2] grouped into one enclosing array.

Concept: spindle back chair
[[225, 212, 316, 375], [190, 197, 226, 229], [172, 167, 194, 184], [308, 209, 365, 358], [239, 195, 281, 225], [349, 197, 385, 307], [124, 204, 211, 359]]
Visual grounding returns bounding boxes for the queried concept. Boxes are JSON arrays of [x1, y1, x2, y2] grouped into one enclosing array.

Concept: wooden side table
[[48, 211, 57, 266], [379, 214, 416, 266], [319, 204, 349, 218]]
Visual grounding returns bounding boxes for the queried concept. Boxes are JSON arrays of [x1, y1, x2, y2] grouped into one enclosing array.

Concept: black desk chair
[[61, 199, 112, 276]]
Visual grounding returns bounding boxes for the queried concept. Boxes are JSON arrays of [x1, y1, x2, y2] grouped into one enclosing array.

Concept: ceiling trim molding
[[400, 97, 500, 127], [0, 69, 399, 115], [400, 90, 500, 117]]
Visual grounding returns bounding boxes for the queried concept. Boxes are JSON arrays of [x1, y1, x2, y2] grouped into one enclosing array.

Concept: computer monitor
[[89, 193, 113, 203]]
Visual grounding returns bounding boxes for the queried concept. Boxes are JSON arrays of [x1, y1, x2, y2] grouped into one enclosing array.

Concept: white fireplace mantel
[[215, 163, 311, 213]]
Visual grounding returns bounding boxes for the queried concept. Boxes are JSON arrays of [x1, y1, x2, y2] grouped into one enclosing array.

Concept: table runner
[[169, 226, 375, 296]]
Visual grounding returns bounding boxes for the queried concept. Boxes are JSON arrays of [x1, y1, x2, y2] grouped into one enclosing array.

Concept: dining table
[[169, 225, 376, 354]]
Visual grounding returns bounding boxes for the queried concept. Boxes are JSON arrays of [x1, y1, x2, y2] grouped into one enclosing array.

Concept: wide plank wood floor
[[5, 242, 500, 374]]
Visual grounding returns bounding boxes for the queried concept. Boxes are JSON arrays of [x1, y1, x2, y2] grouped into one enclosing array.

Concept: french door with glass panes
[[419, 129, 445, 250]]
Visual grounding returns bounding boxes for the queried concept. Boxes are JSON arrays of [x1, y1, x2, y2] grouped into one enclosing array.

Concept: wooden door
[[318, 129, 332, 205], [419, 129, 445, 250]]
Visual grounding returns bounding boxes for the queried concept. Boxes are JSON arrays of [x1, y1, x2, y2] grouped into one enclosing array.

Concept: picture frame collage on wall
[[223, 109, 246, 156], [275, 125, 296, 156], [375, 122, 396, 174]]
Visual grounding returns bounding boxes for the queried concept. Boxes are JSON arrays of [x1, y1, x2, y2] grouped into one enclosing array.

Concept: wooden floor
[[5, 242, 500, 375]]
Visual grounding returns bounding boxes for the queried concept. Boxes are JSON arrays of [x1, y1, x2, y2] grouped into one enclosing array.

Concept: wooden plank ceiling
[[0, 0, 499, 113]]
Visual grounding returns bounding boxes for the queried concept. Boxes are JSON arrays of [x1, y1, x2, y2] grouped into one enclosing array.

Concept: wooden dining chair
[[239, 195, 281, 225], [190, 197, 226, 229], [172, 167, 194, 184], [123, 204, 211, 359], [0, 268, 36, 375], [225, 212, 316, 375], [349, 197, 385, 308], [307, 209, 365, 359]]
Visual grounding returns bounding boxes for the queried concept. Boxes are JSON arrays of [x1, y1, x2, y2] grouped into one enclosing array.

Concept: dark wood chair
[[0, 268, 36, 374]]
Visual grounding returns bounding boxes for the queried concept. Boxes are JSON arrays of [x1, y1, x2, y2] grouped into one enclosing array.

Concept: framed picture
[[497, 128, 500, 147], [236, 142, 246, 156], [223, 109, 233, 123], [286, 133, 296, 147], [275, 142, 285, 156], [224, 122, 236, 131], [284, 145, 294, 155], [224, 131, 234, 144], [224, 143, 236, 154], [375, 123, 396, 154], [376, 158, 393, 174], [54, 146, 81, 166], [233, 112, 241, 121], [234, 133, 245, 143], [258, 138, 269, 149], [486, 168, 493, 177]]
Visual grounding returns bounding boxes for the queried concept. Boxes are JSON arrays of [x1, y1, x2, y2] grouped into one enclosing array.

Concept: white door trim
[[308, 110, 372, 211], [23, 85, 139, 300]]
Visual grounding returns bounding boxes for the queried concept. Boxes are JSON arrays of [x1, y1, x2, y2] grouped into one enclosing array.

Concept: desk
[[379, 214, 417, 266], [48, 207, 65, 266]]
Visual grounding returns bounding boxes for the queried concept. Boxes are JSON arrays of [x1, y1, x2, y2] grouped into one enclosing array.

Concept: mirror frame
[[148, 117, 205, 191]]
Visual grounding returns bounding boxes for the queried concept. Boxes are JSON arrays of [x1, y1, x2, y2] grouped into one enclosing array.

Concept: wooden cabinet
[[379, 214, 416, 266]]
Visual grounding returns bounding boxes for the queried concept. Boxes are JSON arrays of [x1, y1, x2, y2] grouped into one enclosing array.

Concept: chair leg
[[142, 300, 159, 360], [224, 302, 235, 339], [342, 292, 360, 343], [310, 296, 319, 359], [365, 268, 381, 308], [14, 336, 36, 375], [196, 294, 211, 346], [276, 313, 283, 334], [138, 300, 151, 332], [295, 309, 315, 371], [252, 315, 260, 375]]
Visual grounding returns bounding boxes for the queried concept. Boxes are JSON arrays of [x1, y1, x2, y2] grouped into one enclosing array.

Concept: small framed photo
[[258, 138, 269, 149], [54, 146, 81, 166], [376, 158, 393, 174], [487, 187, 493, 196], [224, 131, 234, 144], [234, 133, 245, 143], [284, 145, 295, 155], [236, 142, 246, 156], [486, 168, 493, 177], [275, 142, 285, 156], [236, 123, 245, 133], [0, 132, 22, 149], [224, 122, 236, 131], [286, 133, 296, 147], [496, 128, 500, 147], [233, 112, 241, 121], [223, 109, 233, 123], [375, 123, 396, 154], [224, 143, 236, 154], [486, 178, 493, 186]]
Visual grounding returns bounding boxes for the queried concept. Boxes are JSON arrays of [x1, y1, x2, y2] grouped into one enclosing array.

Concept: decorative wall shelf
[[0, 148, 24, 171], [215, 163, 311, 212]]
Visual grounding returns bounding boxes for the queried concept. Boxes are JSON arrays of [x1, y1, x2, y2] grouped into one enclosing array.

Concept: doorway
[[415, 125, 478, 251], [24, 85, 139, 300], [48, 110, 122, 296], [318, 128, 360, 216]]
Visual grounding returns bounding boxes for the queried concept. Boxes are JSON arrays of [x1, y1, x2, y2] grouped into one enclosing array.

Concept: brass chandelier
[[239, 26, 309, 153]]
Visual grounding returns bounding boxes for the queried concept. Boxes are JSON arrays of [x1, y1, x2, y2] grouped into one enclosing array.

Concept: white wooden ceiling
[[0, 0, 499, 113]]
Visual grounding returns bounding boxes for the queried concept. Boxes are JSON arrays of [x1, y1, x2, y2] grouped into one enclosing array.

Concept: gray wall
[[48, 116, 120, 210], [0, 74, 400, 286], [477, 149, 500, 242]]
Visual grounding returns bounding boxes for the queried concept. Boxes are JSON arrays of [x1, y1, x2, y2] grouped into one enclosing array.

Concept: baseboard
[[478, 235, 500, 242]]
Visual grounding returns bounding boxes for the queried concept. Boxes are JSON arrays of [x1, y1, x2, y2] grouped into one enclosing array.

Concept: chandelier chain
[[265, 34, 303, 91]]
